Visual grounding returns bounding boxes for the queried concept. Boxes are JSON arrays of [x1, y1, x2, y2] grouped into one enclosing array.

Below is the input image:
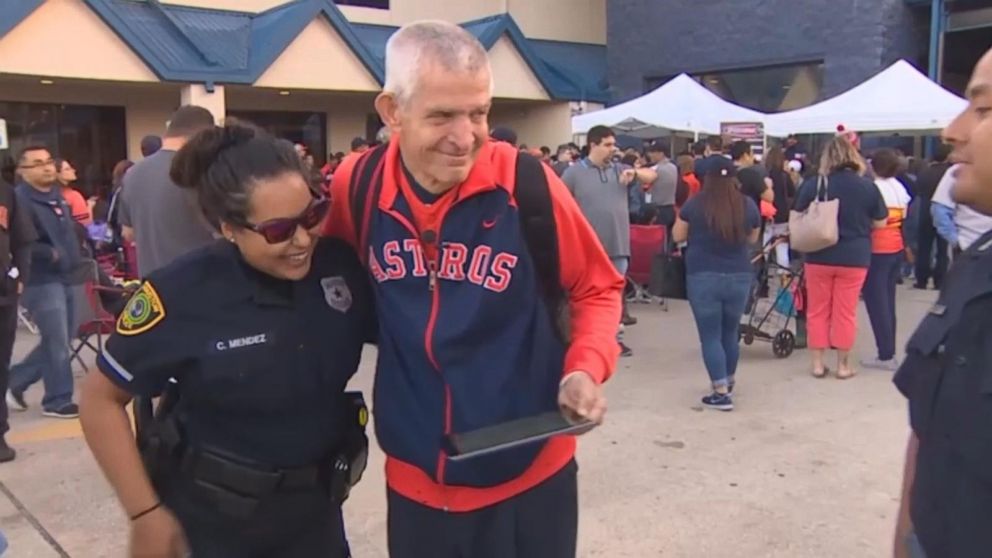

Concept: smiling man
[[892, 48, 992, 558], [324, 20, 623, 558]]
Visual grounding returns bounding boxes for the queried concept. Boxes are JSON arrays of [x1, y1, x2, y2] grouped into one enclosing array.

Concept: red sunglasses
[[244, 196, 330, 244]]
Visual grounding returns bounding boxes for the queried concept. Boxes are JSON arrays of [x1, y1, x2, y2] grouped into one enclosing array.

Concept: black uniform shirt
[[893, 230, 992, 558], [97, 238, 376, 468]]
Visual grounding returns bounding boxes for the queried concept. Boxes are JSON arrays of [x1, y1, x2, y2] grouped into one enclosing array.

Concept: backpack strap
[[514, 153, 569, 343], [348, 144, 389, 264]]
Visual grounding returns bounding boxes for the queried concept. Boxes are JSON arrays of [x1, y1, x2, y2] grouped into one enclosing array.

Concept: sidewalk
[[0, 285, 936, 557]]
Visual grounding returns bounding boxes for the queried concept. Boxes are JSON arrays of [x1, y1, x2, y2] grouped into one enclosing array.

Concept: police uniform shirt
[[97, 238, 376, 468], [893, 230, 992, 558]]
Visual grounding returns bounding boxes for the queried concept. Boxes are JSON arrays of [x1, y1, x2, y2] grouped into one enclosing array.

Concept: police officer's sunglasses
[[244, 196, 330, 244]]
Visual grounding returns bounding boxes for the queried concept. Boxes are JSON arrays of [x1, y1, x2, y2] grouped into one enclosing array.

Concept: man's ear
[[375, 92, 401, 132]]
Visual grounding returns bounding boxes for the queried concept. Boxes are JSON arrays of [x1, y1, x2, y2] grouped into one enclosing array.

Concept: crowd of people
[[0, 16, 989, 558]]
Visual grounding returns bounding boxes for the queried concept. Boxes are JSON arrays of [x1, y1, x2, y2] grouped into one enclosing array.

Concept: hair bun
[[170, 120, 258, 190]]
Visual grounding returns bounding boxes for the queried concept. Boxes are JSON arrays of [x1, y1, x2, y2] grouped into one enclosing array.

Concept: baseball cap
[[490, 126, 518, 147]]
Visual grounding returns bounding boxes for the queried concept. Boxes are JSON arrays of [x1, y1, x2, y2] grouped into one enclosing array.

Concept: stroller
[[740, 235, 805, 358]]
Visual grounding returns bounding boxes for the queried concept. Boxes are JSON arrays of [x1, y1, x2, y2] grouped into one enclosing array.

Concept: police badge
[[321, 276, 352, 313]]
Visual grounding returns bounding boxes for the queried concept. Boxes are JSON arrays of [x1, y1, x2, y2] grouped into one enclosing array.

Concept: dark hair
[[933, 143, 952, 163], [17, 145, 50, 164], [112, 159, 134, 188], [140, 135, 162, 157], [556, 143, 571, 155], [729, 140, 752, 162], [350, 137, 369, 151], [621, 153, 639, 166], [764, 146, 785, 174], [870, 148, 902, 179], [165, 106, 215, 139], [334, 152, 345, 160], [540, 146, 551, 156], [706, 135, 723, 152], [646, 142, 668, 157], [491, 126, 518, 147], [700, 173, 747, 244], [53, 158, 68, 175], [170, 120, 310, 231], [692, 140, 707, 156], [587, 125, 615, 146]]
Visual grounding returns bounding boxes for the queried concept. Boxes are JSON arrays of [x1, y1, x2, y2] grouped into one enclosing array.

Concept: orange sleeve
[[544, 165, 624, 384], [321, 153, 361, 247]]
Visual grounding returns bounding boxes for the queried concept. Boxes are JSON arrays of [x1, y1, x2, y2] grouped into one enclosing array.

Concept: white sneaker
[[860, 357, 900, 372]]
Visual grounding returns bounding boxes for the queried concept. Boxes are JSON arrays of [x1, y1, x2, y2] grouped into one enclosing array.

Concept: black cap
[[646, 142, 666, 153], [706, 156, 737, 178], [351, 137, 369, 151], [490, 126, 518, 147]]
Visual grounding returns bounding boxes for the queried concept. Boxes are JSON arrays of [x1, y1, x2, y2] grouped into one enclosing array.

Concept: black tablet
[[445, 411, 596, 462]]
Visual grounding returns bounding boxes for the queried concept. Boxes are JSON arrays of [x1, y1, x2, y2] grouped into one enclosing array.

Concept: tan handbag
[[788, 176, 839, 253]]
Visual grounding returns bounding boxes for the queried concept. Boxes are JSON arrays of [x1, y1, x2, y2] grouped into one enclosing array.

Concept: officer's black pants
[[915, 220, 948, 288], [387, 460, 578, 558], [162, 475, 349, 558], [0, 302, 18, 437]]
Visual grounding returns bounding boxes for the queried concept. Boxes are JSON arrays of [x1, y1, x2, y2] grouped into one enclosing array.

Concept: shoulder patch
[[117, 282, 166, 336]]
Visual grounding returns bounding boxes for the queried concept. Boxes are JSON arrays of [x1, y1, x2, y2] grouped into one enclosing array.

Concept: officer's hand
[[129, 506, 187, 558], [558, 372, 606, 427], [620, 169, 636, 186]]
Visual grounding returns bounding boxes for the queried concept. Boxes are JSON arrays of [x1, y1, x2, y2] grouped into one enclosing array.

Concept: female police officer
[[79, 121, 375, 557]]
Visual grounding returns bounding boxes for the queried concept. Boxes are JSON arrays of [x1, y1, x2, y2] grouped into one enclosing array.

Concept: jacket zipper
[[383, 207, 452, 509]]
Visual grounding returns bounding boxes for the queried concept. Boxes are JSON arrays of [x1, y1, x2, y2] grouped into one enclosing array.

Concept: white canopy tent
[[765, 60, 966, 136], [571, 73, 766, 138]]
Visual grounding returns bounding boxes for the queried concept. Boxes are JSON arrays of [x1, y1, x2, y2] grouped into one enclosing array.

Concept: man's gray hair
[[383, 20, 493, 104]]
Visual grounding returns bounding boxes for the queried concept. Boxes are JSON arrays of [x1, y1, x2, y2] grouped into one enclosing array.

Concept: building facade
[[0, 0, 607, 193], [607, 0, 989, 115]]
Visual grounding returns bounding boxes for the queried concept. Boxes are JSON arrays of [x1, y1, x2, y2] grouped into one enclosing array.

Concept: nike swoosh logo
[[482, 219, 497, 229]]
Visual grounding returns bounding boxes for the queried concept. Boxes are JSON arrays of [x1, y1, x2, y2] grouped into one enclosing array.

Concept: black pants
[[162, 474, 349, 558], [0, 302, 17, 437], [915, 220, 948, 288], [387, 460, 578, 558], [862, 253, 902, 361]]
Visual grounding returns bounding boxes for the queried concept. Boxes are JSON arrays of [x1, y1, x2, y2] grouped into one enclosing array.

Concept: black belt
[[177, 445, 327, 498]]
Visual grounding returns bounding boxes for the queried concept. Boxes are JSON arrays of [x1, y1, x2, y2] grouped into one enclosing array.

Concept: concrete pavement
[[0, 284, 935, 557]]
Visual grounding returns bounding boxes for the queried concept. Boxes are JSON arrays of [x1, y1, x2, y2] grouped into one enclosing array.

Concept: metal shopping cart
[[740, 235, 805, 358]]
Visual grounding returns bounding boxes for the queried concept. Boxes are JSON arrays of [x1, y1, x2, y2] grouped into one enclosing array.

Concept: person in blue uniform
[[79, 121, 375, 558], [892, 48, 992, 558]]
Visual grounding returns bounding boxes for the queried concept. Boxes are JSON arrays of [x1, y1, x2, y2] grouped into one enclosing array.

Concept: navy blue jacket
[[16, 183, 82, 285]]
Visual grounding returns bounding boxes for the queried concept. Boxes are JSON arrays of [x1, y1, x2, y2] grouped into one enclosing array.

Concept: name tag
[[213, 333, 270, 353]]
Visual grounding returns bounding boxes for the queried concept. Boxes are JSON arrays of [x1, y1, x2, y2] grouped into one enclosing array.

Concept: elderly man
[[325, 20, 622, 558], [892, 47, 992, 558]]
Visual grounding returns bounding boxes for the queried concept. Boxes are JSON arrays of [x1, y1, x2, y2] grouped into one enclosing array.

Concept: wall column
[[180, 83, 226, 123]]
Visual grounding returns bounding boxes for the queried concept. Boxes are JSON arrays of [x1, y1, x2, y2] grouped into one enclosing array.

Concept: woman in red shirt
[[55, 159, 92, 226], [676, 154, 701, 203]]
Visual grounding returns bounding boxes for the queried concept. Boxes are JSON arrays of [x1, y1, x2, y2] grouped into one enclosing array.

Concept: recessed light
[[278, 90, 290, 96], [40, 79, 54, 85], [707, 78, 719, 84]]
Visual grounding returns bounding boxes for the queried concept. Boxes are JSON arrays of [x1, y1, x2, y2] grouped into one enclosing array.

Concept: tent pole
[[926, 0, 946, 159]]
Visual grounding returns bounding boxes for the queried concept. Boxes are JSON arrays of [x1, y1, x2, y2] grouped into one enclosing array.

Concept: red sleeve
[[321, 153, 361, 247], [544, 165, 624, 384]]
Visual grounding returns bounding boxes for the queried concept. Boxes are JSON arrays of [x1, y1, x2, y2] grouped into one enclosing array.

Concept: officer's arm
[[893, 432, 919, 557], [10, 190, 38, 285], [545, 165, 624, 384], [80, 372, 161, 519]]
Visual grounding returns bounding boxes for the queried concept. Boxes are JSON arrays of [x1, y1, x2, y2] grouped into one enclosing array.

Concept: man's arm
[[634, 167, 657, 186], [322, 151, 362, 246], [893, 432, 919, 558], [10, 189, 38, 285], [545, 165, 624, 385]]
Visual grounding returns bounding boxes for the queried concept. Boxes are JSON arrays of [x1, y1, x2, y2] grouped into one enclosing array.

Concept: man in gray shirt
[[646, 143, 679, 228], [563, 126, 656, 356], [120, 106, 216, 276]]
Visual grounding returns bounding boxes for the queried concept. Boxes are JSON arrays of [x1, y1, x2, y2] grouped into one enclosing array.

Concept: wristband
[[129, 501, 162, 521]]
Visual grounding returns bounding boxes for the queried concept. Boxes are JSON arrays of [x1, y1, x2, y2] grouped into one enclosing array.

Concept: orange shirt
[[871, 177, 910, 254], [62, 187, 92, 226]]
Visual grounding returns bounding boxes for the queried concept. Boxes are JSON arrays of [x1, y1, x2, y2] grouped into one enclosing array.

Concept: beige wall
[[490, 101, 572, 149], [0, 0, 159, 83], [338, 0, 504, 26], [508, 0, 605, 44], [253, 18, 381, 92], [162, 0, 285, 11], [0, 79, 179, 160], [490, 36, 549, 101]]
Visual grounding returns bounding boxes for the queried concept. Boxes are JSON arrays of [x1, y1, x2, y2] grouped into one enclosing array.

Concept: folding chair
[[70, 260, 127, 373]]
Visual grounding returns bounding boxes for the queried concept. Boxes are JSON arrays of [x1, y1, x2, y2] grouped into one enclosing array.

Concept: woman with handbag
[[672, 158, 761, 411], [793, 136, 887, 379]]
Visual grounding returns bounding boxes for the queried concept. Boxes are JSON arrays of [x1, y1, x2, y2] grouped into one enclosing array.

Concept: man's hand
[[620, 169, 636, 186], [129, 506, 187, 558], [558, 372, 606, 427], [16, 282, 23, 295]]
